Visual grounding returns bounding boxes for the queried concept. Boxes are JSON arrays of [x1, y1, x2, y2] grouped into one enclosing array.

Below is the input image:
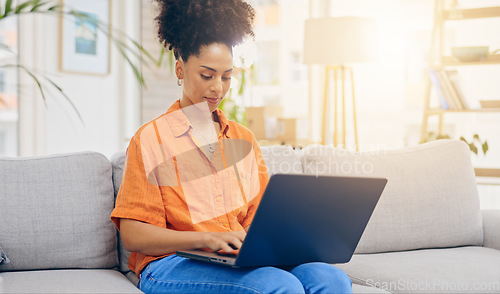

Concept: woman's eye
[[222, 76, 232, 81], [201, 74, 213, 80]]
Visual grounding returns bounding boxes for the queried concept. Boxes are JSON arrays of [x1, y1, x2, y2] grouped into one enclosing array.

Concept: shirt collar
[[165, 99, 231, 138], [214, 108, 231, 138]]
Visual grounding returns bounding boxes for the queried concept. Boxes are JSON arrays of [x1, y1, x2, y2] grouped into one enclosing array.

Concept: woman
[[111, 0, 352, 293]]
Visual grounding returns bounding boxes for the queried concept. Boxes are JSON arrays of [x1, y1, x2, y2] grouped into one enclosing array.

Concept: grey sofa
[[0, 152, 141, 293], [0, 139, 499, 293], [261, 139, 500, 294]]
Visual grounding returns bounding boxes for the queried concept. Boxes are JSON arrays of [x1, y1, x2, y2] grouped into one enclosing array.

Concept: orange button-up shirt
[[111, 100, 269, 277]]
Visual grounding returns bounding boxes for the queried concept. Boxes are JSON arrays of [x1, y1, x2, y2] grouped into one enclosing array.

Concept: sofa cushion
[[0, 269, 142, 293], [0, 247, 9, 264], [301, 140, 483, 253], [110, 152, 134, 277], [260, 145, 302, 176], [0, 152, 118, 271], [482, 210, 500, 251], [336, 246, 500, 294]]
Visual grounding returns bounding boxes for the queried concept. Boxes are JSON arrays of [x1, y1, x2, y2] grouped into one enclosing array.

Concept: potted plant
[[421, 132, 488, 156], [0, 0, 161, 121], [459, 134, 488, 156]]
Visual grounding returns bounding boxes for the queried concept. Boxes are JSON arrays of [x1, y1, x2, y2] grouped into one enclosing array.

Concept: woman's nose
[[210, 78, 223, 95]]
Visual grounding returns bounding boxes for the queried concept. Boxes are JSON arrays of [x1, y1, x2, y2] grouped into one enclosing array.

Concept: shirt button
[[223, 223, 229, 228]]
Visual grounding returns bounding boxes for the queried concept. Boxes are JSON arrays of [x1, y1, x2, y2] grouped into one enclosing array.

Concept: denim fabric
[[139, 255, 352, 294]]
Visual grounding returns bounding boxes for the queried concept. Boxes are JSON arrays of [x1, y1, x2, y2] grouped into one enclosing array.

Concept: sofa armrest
[[482, 209, 500, 250]]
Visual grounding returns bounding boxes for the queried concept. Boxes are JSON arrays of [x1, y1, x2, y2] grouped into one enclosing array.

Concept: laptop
[[177, 174, 387, 268]]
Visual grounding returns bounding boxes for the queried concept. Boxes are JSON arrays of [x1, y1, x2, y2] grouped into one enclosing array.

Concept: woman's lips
[[204, 97, 220, 104]]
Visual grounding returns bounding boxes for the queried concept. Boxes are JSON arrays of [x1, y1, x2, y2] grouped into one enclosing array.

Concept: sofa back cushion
[[110, 151, 134, 276], [0, 152, 118, 271], [301, 140, 483, 253]]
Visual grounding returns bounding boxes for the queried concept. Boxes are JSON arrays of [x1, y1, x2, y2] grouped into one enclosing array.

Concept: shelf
[[442, 54, 500, 66], [475, 168, 500, 178], [443, 7, 500, 20], [421, 2, 500, 142], [426, 108, 500, 115]]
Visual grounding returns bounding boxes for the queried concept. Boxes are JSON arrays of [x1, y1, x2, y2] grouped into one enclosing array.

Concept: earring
[[177, 79, 183, 86]]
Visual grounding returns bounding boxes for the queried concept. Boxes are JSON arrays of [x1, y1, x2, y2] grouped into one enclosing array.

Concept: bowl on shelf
[[451, 46, 489, 62]]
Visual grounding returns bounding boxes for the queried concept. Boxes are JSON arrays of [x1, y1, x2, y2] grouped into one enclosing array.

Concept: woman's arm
[[119, 218, 246, 256]]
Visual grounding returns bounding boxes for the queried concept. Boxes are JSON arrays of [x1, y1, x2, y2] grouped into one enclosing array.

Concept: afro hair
[[154, 0, 255, 62]]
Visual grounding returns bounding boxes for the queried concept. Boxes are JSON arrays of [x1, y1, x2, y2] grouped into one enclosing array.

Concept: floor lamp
[[304, 17, 378, 150]]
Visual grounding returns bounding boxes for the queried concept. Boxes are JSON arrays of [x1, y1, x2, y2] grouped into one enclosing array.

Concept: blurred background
[[0, 0, 499, 206]]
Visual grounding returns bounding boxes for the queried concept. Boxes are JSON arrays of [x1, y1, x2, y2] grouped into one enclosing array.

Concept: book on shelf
[[438, 70, 466, 110], [428, 68, 449, 110], [429, 68, 475, 110], [445, 70, 476, 109]]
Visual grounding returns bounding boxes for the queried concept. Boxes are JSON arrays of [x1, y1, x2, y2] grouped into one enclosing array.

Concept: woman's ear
[[175, 60, 184, 79]]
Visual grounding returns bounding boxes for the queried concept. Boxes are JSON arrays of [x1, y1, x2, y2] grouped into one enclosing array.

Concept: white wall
[[305, 0, 500, 159], [18, 0, 141, 158], [304, 0, 435, 149], [308, 0, 500, 208], [15, 0, 500, 167]]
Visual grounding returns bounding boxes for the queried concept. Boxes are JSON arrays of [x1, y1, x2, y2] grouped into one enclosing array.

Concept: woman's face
[[177, 43, 233, 113]]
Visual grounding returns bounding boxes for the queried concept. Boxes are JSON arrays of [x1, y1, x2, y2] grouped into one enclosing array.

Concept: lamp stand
[[322, 65, 359, 151]]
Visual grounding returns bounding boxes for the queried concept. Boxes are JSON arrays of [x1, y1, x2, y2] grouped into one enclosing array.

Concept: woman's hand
[[119, 218, 246, 256], [202, 231, 246, 253]]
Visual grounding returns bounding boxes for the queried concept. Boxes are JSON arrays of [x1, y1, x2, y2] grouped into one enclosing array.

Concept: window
[[0, 16, 19, 156]]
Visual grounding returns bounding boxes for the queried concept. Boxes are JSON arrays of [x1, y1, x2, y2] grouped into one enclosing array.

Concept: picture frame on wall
[[59, 0, 111, 75]]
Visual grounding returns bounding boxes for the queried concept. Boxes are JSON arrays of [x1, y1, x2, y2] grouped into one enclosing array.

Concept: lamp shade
[[303, 16, 378, 65]]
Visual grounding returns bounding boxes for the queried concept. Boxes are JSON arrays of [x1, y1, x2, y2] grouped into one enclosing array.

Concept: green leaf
[[469, 143, 478, 155], [218, 96, 226, 110], [48, 5, 61, 11], [4, 0, 13, 17], [115, 45, 145, 86], [0, 42, 15, 54], [31, 1, 48, 12], [129, 39, 157, 63], [437, 134, 450, 140], [157, 48, 166, 67], [111, 42, 145, 86], [482, 141, 489, 155], [473, 134, 480, 141], [17, 64, 48, 106], [43, 76, 84, 124], [169, 50, 175, 74], [1, 63, 84, 124], [0, 4, 170, 121], [238, 69, 245, 96], [15, 1, 35, 14]]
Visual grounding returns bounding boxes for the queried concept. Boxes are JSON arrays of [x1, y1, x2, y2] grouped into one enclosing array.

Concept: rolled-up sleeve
[[111, 135, 167, 229]]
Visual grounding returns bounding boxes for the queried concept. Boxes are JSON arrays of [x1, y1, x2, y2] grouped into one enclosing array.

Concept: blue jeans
[[139, 255, 352, 294]]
